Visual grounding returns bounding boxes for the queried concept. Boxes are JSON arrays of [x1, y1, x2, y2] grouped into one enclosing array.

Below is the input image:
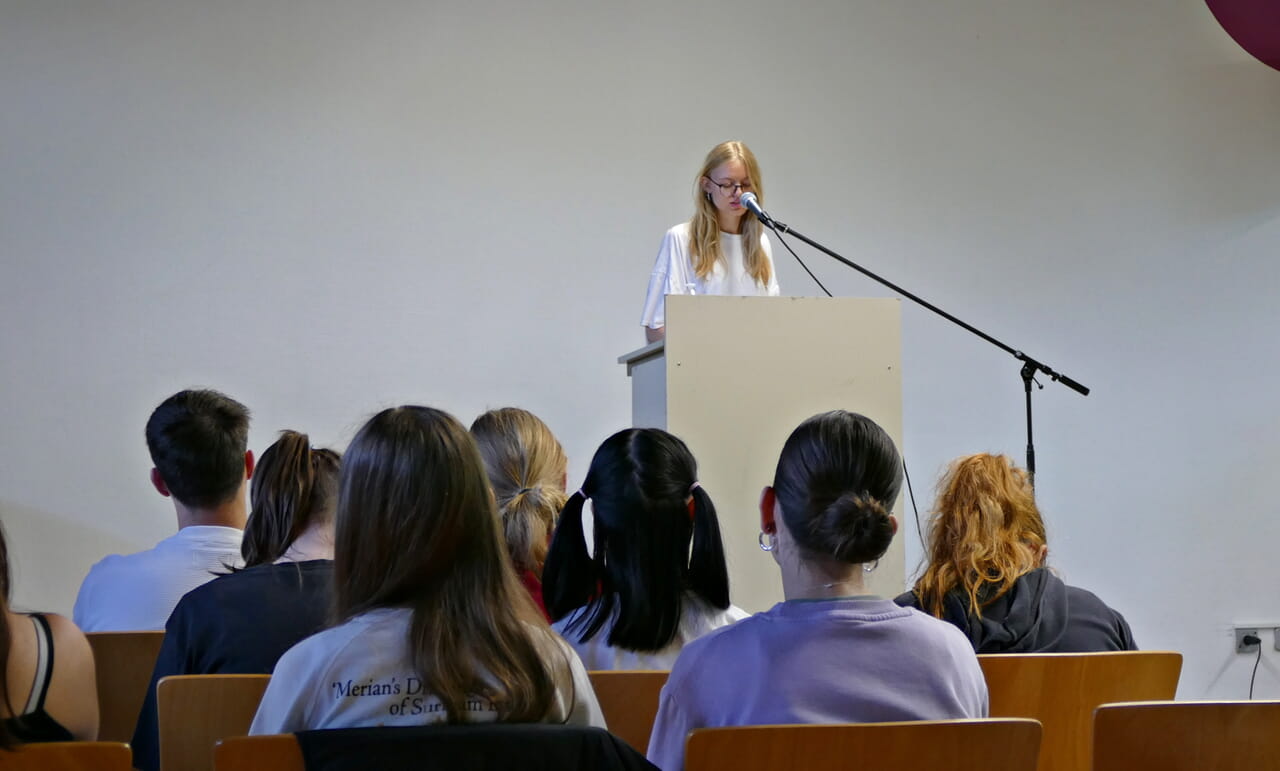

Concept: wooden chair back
[[979, 651, 1182, 771], [215, 734, 305, 771], [157, 674, 271, 771], [586, 669, 669, 752], [1093, 700, 1280, 771], [0, 741, 133, 770], [85, 630, 166, 742], [685, 719, 1042, 771]]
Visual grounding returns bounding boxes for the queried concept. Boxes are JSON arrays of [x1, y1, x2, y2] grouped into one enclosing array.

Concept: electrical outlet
[[1236, 627, 1260, 653]]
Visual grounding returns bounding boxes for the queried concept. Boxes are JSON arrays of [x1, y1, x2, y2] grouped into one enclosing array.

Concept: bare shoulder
[[41, 613, 96, 675], [40, 613, 99, 740]]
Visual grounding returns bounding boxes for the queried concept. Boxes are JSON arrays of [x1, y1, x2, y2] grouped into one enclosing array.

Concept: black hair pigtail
[[686, 485, 730, 609], [541, 491, 599, 624]]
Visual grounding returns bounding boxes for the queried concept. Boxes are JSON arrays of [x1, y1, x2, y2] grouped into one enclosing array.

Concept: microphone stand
[[752, 207, 1089, 480]]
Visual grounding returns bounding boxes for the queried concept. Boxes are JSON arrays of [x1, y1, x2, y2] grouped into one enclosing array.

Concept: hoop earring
[[863, 559, 880, 573], [705, 191, 713, 203], [757, 531, 774, 552]]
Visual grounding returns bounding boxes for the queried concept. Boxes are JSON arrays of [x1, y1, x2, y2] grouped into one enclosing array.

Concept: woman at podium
[[640, 140, 781, 342]]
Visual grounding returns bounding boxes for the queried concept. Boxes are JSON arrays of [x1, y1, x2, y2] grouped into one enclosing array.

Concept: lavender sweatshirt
[[646, 596, 988, 771]]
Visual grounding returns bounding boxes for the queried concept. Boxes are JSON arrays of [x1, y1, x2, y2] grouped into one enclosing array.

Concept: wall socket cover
[[1236, 627, 1261, 653]]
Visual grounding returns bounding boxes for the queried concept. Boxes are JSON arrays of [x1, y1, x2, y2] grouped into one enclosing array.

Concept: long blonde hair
[[689, 140, 772, 286], [470, 408, 568, 574], [912, 454, 1047, 619], [333, 406, 569, 723]]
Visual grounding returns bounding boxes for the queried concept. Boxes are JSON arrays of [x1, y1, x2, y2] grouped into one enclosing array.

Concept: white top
[[72, 526, 245, 632], [250, 607, 607, 734], [553, 594, 750, 671], [640, 222, 781, 329]]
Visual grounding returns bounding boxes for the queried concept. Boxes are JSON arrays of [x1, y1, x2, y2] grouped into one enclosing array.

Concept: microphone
[[739, 192, 772, 225]]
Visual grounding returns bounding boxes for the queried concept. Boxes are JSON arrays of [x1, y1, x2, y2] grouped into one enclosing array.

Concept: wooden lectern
[[618, 295, 905, 612]]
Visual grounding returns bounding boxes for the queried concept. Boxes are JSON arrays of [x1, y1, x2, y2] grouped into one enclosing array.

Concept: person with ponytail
[[542, 428, 747, 670], [0, 523, 97, 748], [470, 408, 569, 620], [896, 453, 1135, 652], [132, 431, 340, 771], [647, 411, 986, 771], [250, 407, 604, 733], [640, 140, 781, 342]]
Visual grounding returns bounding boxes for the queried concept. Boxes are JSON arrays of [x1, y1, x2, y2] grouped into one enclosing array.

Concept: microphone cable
[[903, 456, 925, 549], [766, 220, 833, 298], [756, 206, 927, 555], [754, 200, 928, 563]]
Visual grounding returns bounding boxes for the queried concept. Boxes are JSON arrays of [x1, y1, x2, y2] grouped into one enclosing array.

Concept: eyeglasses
[[706, 177, 754, 195]]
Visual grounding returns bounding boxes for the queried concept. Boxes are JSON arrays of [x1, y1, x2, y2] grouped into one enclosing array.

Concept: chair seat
[[1093, 700, 1280, 771], [685, 719, 1043, 771], [0, 741, 133, 771]]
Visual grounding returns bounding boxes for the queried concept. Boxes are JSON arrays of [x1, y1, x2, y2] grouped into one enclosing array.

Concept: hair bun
[[809, 492, 893, 565]]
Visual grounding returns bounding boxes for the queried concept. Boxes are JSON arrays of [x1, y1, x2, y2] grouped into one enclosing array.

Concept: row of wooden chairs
[[7, 702, 1280, 770], [80, 634, 1184, 771]]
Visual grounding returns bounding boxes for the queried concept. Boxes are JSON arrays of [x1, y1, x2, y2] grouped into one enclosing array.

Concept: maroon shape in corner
[[1207, 0, 1280, 72]]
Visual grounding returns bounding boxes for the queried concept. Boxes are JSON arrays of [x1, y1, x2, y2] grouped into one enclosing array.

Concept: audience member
[[647, 411, 987, 771], [249, 406, 605, 733], [470, 408, 568, 620], [543, 428, 747, 670], [131, 430, 340, 771], [896, 453, 1136, 652], [0, 522, 97, 746], [73, 389, 252, 632]]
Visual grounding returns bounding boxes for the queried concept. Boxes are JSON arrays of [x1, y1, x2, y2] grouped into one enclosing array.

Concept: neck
[[175, 497, 247, 531], [717, 211, 745, 234], [276, 523, 335, 564], [779, 554, 869, 601]]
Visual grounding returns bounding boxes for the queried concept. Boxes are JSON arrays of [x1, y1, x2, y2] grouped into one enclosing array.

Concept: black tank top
[[4, 614, 74, 743]]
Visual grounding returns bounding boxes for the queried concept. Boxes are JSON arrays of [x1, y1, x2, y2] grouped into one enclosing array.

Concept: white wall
[[2, 0, 1277, 699]]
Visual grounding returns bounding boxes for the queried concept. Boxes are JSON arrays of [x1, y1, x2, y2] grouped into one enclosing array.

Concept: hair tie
[[515, 487, 534, 496], [689, 481, 701, 495]]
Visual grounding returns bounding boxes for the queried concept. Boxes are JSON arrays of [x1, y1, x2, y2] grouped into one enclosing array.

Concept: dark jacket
[[132, 560, 334, 771], [895, 567, 1136, 653]]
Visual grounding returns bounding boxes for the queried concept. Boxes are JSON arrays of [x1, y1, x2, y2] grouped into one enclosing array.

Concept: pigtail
[[686, 484, 730, 609], [542, 491, 599, 623]]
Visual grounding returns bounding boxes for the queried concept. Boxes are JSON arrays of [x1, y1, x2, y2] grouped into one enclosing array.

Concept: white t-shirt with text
[[250, 607, 606, 734]]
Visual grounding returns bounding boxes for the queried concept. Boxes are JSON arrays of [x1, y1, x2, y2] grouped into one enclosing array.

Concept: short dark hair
[[773, 410, 903, 564], [543, 428, 730, 652], [145, 389, 251, 508]]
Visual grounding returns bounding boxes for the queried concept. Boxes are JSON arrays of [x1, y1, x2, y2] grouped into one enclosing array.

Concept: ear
[[889, 514, 899, 537], [243, 450, 255, 480], [759, 486, 777, 534], [1037, 544, 1048, 566], [150, 468, 171, 498], [700, 175, 715, 196]]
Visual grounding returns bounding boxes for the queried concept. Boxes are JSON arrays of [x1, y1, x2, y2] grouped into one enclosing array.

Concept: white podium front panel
[[622, 295, 904, 612]]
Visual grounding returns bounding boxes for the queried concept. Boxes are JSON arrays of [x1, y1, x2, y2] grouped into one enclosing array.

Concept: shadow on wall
[[0, 499, 144, 617]]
